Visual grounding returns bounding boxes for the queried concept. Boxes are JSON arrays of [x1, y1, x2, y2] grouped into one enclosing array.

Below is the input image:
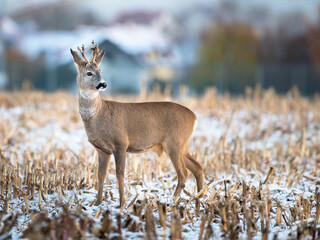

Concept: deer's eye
[[87, 72, 92, 76]]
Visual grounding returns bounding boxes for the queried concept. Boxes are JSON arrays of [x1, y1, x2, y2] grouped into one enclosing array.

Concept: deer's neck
[[78, 89, 102, 120]]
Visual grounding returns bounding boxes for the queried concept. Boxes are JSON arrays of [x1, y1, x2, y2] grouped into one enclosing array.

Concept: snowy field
[[0, 88, 320, 239]]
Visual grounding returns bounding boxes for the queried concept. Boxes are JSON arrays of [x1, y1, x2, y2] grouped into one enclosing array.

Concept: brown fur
[[70, 43, 204, 206]]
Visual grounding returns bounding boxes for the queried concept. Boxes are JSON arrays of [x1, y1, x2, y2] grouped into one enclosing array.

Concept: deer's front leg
[[95, 149, 111, 206], [114, 149, 126, 207]]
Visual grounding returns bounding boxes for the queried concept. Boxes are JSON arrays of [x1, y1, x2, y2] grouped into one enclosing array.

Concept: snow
[[104, 24, 168, 54], [18, 24, 170, 66], [0, 17, 19, 38], [0, 97, 319, 239]]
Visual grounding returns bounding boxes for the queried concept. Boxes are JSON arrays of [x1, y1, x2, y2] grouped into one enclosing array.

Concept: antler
[[76, 41, 101, 64], [77, 44, 89, 63], [89, 40, 100, 64]]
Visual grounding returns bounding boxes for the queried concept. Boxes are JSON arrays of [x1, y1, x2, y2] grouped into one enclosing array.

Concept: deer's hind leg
[[184, 153, 204, 195], [114, 149, 127, 207], [95, 149, 111, 206], [165, 144, 188, 197]]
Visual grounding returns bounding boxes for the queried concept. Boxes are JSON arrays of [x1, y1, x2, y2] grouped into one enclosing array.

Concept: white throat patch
[[80, 90, 99, 100], [79, 105, 96, 118]]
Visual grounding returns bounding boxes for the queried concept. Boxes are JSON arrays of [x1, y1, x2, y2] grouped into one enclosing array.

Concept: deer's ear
[[70, 49, 86, 67], [95, 49, 105, 66]]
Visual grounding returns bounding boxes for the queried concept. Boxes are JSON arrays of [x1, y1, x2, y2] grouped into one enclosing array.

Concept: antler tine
[[89, 40, 95, 63], [89, 40, 101, 64], [77, 44, 89, 63]]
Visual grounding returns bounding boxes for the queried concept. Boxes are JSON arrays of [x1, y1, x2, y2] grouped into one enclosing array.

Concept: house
[[14, 22, 187, 94], [96, 23, 175, 94], [99, 39, 143, 94]]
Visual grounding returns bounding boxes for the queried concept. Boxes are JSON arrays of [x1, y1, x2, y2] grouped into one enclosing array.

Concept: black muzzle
[[96, 82, 107, 90]]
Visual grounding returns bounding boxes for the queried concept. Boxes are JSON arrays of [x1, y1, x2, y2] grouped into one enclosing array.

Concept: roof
[[17, 24, 170, 66]]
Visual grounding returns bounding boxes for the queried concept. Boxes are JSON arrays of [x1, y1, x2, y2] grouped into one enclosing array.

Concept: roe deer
[[70, 41, 204, 206]]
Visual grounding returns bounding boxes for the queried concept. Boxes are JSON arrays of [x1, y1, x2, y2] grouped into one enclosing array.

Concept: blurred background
[[1, 0, 320, 95]]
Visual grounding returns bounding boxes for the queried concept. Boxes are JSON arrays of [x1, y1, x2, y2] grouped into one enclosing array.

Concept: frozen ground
[[0, 91, 319, 239]]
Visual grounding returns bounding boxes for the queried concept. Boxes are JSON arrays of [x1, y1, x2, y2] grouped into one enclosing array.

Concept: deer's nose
[[96, 81, 107, 90]]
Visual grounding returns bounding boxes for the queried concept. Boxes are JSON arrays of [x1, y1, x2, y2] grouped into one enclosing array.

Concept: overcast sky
[[3, 0, 320, 22]]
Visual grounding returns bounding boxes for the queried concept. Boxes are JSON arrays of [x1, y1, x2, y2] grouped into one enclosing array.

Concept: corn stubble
[[0, 86, 320, 239]]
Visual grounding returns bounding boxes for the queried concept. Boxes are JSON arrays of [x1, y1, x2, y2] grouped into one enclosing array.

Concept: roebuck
[[70, 42, 204, 206]]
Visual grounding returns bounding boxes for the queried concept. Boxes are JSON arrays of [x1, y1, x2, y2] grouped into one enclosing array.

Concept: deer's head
[[70, 41, 107, 93]]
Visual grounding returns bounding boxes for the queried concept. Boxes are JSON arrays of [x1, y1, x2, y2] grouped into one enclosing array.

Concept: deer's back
[[105, 101, 197, 146]]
